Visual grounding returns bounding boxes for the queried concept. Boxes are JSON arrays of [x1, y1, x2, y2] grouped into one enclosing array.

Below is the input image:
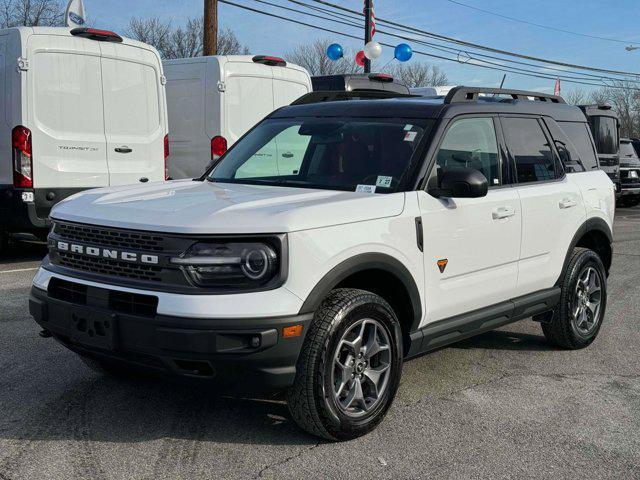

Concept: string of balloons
[[326, 41, 413, 65]]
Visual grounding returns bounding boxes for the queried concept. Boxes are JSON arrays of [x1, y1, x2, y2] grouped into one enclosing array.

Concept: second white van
[[0, 27, 169, 250], [164, 55, 312, 179]]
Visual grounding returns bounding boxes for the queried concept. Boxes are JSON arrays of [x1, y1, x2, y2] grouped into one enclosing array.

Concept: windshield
[[207, 117, 433, 193]]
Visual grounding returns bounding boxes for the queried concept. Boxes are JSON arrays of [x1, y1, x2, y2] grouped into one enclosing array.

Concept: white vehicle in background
[[163, 55, 312, 179], [0, 27, 169, 253], [410, 85, 456, 97]]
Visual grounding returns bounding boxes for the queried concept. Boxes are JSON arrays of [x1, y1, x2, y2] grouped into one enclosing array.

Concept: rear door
[[500, 115, 586, 297], [100, 42, 165, 185], [27, 34, 108, 188]]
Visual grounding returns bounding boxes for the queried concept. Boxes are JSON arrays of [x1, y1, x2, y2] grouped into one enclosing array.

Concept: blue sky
[[89, 0, 640, 94]]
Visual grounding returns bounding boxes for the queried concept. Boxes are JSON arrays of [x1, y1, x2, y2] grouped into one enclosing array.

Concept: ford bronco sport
[[30, 87, 615, 441]]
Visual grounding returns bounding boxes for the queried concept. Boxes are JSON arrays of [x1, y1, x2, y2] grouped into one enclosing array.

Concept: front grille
[[49, 277, 88, 305], [57, 251, 162, 282], [55, 222, 165, 252], [110, 290, 158, 317]]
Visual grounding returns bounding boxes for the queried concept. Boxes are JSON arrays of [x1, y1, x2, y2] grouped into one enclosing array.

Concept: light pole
[[204, 0, 218, 56], [363, 0, 372, 73]]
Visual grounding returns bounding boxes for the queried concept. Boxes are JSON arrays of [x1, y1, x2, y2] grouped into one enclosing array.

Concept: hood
[[51, 180, 406, 234]]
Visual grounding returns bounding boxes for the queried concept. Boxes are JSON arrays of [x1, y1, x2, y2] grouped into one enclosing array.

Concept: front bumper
[[620, 187, 640, 196], [29, 283, 312, 390]]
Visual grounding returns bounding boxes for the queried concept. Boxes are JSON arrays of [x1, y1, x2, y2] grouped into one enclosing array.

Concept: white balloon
[[363, 41, 382, 60]]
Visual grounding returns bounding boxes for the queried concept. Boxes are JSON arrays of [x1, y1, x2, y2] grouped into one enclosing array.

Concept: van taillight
[[12, 126, 33, 188], [164, 134, 170, 180], [211, 136, 227, 160]]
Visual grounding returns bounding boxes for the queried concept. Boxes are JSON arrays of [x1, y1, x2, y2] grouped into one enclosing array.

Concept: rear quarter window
[[557, 121, 599, 171]]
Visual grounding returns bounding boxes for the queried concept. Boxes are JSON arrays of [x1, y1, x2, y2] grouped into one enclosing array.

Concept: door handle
[[559, 197, 577, 209], [115, 147, 132, 154], [281, 152, 293, 158], [492, 206, 516, 220]]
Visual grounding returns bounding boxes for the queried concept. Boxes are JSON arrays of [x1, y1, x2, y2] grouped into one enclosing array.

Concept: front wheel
[[287, 289, 403, 441], [542, 248, 607, 349]]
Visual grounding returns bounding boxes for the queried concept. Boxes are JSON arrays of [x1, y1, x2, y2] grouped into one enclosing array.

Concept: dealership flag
[[554, 77, 561, 96], [65, 0, 86, 28]]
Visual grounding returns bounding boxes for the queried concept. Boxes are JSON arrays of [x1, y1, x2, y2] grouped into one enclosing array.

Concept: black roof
[[272, 92, 586, 123]]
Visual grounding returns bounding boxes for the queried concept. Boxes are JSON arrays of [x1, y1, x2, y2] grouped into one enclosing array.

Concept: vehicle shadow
[[0, 238, 47, 265], [451, 329, 555, 351]]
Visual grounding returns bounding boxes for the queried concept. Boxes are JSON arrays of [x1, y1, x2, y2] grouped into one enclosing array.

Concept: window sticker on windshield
[[376, 175, 393, 188], [356, 184, 377, 194], [404, 131, 418, 142], [404, 124, 414, 131]]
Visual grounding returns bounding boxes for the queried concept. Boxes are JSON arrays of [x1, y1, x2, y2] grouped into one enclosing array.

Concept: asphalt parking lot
[[0, 207, 638, 480]]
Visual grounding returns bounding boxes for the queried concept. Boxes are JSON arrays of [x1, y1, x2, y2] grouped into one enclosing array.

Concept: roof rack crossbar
[[444, 86, 566, 104], [291, 90, 415, 106]]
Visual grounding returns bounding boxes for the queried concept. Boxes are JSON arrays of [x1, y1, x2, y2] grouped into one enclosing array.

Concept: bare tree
[[563, 88, 588, 105], [286, 38, 360, 76], [0, 0, 64, 27], [603, 81, 640, 138], [126, 16, 248, 59], [388, 62, 448, 87]]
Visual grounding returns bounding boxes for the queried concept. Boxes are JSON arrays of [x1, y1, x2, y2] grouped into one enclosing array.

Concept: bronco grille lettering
[[55, 241, 159, 265]]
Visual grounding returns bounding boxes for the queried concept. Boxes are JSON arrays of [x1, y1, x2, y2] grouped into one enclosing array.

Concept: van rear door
[[100, 42, 165, 185], [27, 34, 109, 189]]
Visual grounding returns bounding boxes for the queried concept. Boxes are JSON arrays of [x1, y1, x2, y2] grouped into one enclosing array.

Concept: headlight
[[171, 241, 282, 290], [630, 170, 639, 179]]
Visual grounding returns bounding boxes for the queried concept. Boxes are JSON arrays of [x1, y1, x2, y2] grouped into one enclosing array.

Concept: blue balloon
[[326, 43, 344, 61], [394, 43, 413, 62]]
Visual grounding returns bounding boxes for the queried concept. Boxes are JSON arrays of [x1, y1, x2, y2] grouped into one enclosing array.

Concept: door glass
[[588, 116, 618, 155], [33, 52, 104, 135], [503, 117, 558, 183], [558, 122, 599, 171], [435, 117, 500, 186], [101, 59, 160, 136]]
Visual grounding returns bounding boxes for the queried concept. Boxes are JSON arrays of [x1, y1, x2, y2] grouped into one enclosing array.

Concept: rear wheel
[[287, 289, 403, 441], [542, 248, 607, 349], [0, 231, 9, 258]]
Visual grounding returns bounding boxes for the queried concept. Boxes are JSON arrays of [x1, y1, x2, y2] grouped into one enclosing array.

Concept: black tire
[[542, 248, 607, 349], [0, 231, 9, 257], [287, 288, 403, 441], [626, 196, 640, 207]]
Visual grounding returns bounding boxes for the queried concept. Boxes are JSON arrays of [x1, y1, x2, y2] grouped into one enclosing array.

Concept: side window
[[557, 122, 599, 171], [503, 117, 559, 184], [435, 117, 501, 186]]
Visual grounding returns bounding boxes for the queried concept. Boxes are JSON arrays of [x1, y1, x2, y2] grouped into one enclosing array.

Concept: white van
[[164, 55, 312, 179], [0, 27, 168, 246]]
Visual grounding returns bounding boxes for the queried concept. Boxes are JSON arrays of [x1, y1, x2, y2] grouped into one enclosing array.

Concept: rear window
[[557, 121, 599, 171], [101, 59, 161, 136], [209, 117, 433, 193], [33, 52, 104, 135], [588, 116, 618, 155]]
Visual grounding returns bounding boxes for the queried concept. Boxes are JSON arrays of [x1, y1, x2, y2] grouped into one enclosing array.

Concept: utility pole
[[363, 0, 372, 73], [204, 0, 218, 56]]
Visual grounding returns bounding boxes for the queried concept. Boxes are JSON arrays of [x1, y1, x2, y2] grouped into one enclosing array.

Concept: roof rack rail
[[444, 86, 566, 104], [291, 90, 414, 106]]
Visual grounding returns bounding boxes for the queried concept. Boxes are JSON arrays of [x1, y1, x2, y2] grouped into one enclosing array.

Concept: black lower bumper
[[0, 186, 86, 233], [29, 286, 312, 391]]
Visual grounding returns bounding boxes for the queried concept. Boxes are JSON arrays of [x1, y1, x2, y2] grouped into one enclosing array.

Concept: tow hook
[[39, 329, 52, 338]]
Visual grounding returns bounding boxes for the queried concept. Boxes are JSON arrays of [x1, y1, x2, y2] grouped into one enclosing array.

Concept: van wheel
[[542, 248, 607, 349], [287, 289, 403, 441]]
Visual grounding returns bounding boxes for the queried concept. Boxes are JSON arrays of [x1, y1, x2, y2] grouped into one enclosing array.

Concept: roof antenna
[[493, 74, 507, 97]]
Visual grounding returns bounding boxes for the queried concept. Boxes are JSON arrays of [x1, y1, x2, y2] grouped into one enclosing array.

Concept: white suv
[[30, 87, 615, 441]]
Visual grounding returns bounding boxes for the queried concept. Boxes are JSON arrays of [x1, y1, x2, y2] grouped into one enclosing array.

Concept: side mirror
[[428, 167, 488, 198]]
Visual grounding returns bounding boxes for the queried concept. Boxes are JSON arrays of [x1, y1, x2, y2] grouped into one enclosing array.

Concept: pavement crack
[[254, 442, 321, 479]]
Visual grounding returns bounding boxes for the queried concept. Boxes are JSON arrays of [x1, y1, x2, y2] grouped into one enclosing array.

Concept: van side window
[[588, 116, 618, 155], [503, 117, 560, 184], [557, 122, 599, 171], [435, 117, 501, 186]]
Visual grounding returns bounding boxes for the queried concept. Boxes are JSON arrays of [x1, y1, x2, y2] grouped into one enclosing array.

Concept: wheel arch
[[557, 217, 613, 285], [298, 253, 423, 355]]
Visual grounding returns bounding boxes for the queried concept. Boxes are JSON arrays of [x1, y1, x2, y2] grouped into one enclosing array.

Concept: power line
[[311, 0, 640, 77], [219, 0, 640, 90], [281, 0, 640, 85], [444, 0, 640, 46]]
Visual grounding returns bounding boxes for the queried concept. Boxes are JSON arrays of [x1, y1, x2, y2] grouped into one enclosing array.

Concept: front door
[[418, 116, 521, 325]]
